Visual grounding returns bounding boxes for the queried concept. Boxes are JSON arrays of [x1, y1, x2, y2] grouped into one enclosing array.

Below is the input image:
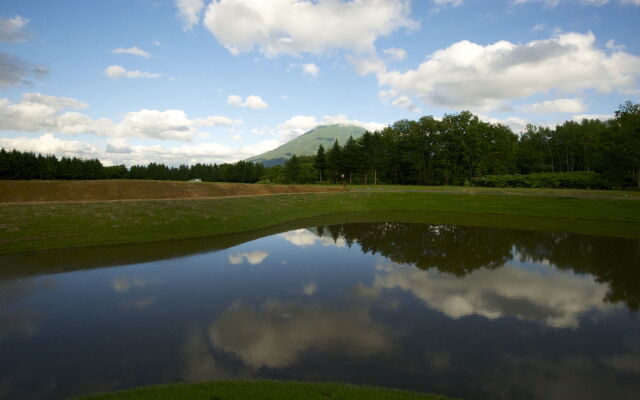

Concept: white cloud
[[571, 113, 614, 121], [365, 261, 615, 328], [116, 109, 240, 140], [280, 229, 347, 248], [104, 65, 162, 79], [209, 301, 390, 368], [176, 0, 206, 30], [0, 15, 29, 42], [479, 115, 532, 133], [382, 47, 407, 61], [275, 114, 386, 143], [376, 32, 640, 111], [112, 46, 152, 58], [228, 251, 269, 265], [302, 63, 319, 78], [0, 93, 241, 141], [226, 94, 268, 109], [0, 133, 98, 158], [522, 98, 586, 113], [202, 0, 417, 57]]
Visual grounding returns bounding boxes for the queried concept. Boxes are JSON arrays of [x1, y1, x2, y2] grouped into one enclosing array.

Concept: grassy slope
[[75, 381, 453, 400], [1, 190, 639, 256], [0, 180, 339, 202]]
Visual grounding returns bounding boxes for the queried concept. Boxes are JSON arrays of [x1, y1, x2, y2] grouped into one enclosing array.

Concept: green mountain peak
[[247, 124, 367, 166]]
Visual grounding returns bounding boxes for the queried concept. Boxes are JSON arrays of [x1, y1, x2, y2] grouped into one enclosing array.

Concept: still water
[[1, 222, 639, 400]]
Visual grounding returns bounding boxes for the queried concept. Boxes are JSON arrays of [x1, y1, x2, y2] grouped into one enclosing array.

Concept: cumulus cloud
[[0, 93, 386, 165], [0, 51, 47, 88], [0, 133, 98, 158], [202, 0, 417, 57], [375, 32, 640, 111], [112, 46, 152, 58], [226, 94, 268, 109], [521, 98, 586, 113], [176, 0, 206, 30], [228, 251, 269, 265], [0, 15, 29, 42], [280, 229, 346, 248], [209, 301, 390, 368], [478, 115, 532, 133], [116, 109, 237, 140], [0, 132, 278, 166], [0, 93, 241, 141], [302, 63, 319, 78], [364, 261, 614, 328], [104, 65, 162, 79], [275, 114, 386, 142]]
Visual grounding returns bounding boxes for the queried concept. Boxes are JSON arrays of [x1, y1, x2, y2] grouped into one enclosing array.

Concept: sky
[[0, 0, 639, 166]]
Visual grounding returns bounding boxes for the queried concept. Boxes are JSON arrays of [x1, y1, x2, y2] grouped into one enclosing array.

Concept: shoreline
[[1, 189, 639, 257]]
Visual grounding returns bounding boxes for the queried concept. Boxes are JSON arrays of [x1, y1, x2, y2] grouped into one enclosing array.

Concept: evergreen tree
[[313, 144, 327, 183], [327, 140, 342, 183]]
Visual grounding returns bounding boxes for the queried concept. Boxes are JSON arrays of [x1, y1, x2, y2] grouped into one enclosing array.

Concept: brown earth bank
[[0, 180, 341, 203]]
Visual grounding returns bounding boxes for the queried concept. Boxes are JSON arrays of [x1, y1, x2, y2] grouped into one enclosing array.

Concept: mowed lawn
[[1, 184, 639, 255]]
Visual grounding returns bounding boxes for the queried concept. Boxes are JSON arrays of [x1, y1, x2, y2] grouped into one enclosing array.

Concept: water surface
[[1, 222, 639, 400]]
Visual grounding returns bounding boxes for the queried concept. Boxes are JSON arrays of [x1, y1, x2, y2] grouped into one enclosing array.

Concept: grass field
[[1, 182, 639, 256], [74, 381, 454, 400], [349, 184, 640, 198]]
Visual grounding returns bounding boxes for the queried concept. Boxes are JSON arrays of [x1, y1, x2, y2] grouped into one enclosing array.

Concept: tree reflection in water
[[316, 223, 640, 310]]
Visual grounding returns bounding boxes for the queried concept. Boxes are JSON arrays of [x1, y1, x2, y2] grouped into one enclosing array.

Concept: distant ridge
[[247, 124, 367, 166]]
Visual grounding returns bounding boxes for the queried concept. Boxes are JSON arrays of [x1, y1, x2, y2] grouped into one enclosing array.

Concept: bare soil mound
[[0, 180, 340, 203]]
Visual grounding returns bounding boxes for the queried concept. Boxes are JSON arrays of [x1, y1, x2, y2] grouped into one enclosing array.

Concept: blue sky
[[0, 0, 639, 166]]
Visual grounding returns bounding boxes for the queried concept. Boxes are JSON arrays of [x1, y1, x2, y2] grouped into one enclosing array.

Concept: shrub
[[470, 171, 611, 189]]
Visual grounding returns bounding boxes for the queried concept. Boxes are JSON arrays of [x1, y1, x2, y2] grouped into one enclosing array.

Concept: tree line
[[0, 149, 265, 183], [301, 101, 640, 188], [1, 101, 638, 188]]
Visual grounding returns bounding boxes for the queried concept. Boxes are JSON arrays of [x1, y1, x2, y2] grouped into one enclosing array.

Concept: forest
[[1, 101, 638, 189]]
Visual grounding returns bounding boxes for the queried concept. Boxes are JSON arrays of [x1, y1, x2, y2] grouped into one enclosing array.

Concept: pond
[[1, 221, 639, 400]]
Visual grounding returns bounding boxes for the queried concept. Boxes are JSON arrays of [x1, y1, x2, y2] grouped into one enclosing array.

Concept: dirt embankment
[[0, 180, 341, 203]]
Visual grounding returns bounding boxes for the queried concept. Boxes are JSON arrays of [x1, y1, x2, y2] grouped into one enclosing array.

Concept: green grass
[[1, 190, 639, 256], [347, 184, 640, 198], [74, 381, 455, 400]]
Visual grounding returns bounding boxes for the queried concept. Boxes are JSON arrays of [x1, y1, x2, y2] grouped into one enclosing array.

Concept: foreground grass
[[75, 381, 454, 400], [1, 190, 639, 256]]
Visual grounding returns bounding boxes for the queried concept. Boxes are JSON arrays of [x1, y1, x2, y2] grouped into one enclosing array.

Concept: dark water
[[1, 222, 639, 400]]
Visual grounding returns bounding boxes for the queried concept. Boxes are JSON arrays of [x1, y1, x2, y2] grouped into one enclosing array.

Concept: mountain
[[247, 124, 367, 166]]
